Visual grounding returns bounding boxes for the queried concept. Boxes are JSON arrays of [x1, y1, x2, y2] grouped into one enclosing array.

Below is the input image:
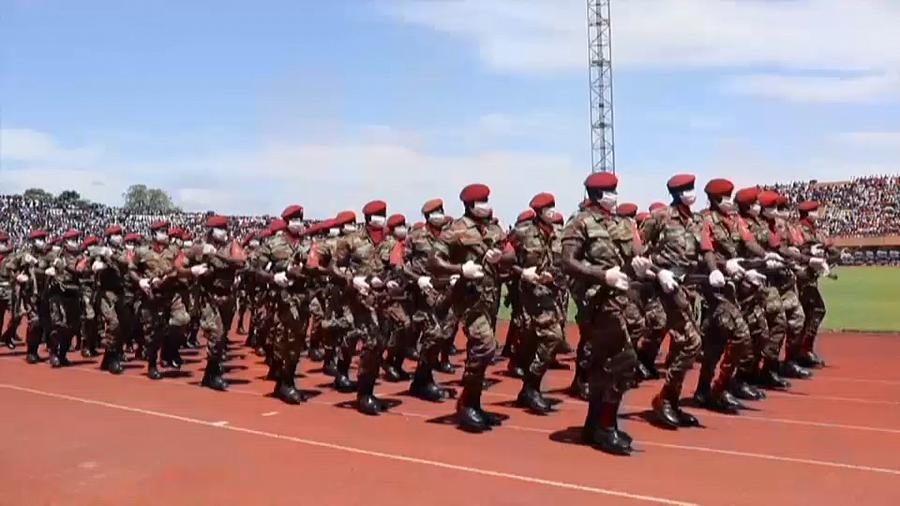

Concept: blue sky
[[2, 0, 899, 221]]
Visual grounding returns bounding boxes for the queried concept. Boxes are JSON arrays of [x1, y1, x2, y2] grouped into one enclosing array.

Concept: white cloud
[[724, 73, 900, 103], [1, 128, 103, 165], [384, 0, 900, 102], [833, 131, 900, 149]]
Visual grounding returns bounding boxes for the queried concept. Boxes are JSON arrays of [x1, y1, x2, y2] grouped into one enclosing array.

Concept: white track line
[[814, 377, 900, 386], [0, 383, 697, 506]]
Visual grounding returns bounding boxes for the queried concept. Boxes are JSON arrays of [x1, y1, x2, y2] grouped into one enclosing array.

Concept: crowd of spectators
[[768, 175, 899, 237]]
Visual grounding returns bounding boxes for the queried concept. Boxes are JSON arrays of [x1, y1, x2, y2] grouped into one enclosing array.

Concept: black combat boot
[[517, 372, 551, 414], [410, 364, 445, 403], [25, 342, 42, 364], [781, 360, 813, 379], [382, 351, 404, 382], [581, 398, 632, 455], [731, 372, 765, 400], [356, 374, 382, 416], [668, 383, 700, 427], [569, 366, 590, 401], [308, 346, 325, 362], [322, 349, 339, 377], [333, 357, 357, 393], [275, 364, 307, 405], [456, 378, 488, 433], [146, 346, 162, 380], [201, 357, 228, 391], [757, 359, 791, 389]]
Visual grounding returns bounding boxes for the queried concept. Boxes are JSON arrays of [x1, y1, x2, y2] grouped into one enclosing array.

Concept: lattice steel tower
[[587, 0, 615, 173]]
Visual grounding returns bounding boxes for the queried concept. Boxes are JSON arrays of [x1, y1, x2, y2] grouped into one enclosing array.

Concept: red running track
[[1, 324, 898, 506]]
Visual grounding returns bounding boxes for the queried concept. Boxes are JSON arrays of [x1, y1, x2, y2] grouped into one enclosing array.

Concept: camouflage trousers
[[337, 297, 383, 381], [141, 291, 191, 365], [383, 299, 413, 361], [271, 290, 309, 380], [517, 283, 565, 379], [797, 281, 826, 356], [454, 285, 498, 384], [47, 290, 81, 358], [503, 282, 524, 357], [98, 290, 133, 354], [738, 287, 769, 376], [659, 286, 703, 393], [762, 285, 805, 361], [79, 286, 99, 351], [0, 284, 15, 342], [307, 294, 328, 352], [413, 288, 458, 371], [200, 293, 236, 362], [698, 293, 753, 393], [577, 296, 637, 404], [634, 293, 667, 367]]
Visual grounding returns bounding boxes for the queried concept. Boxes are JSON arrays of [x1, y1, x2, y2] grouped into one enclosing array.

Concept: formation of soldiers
[[0, 172, 840, 455]]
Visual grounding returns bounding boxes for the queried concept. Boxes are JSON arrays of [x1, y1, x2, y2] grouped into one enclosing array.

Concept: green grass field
[[497, 266, 900, 333]]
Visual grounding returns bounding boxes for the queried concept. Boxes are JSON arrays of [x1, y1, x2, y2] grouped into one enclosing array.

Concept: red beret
[[516, 209, 536, 224], [269, 219, 287, 232], [443, 215, 454, 225], [29, 230, 48, 240], [412, 221, 426, 230], [319, 219, 337, 230], [105, 225, 123, 237], [49, 237, 62, 246], [181, 230, 193, 241], [241, 232, 257, 246], [578, 198, 591, 211], [82, 236, 100, 248], [362, 200, 387, 216], [758, 191, 780, 208], [616, 203, 638, 218], [421, 198, 443, 215], [798, 201, 820, 213], [281, 205, 304, 220], [529, 192, 555, 210], [150, 221, 169, 232], [258, 229, 273, 239], [667, 174, 696, 191], [776, 195, 789, 207], [0, 231, 8, 242], [734, 188, 760, 206], [550, 212, 564, 225], [387, 214, 406, 228], [636, 212, 651, 224], [206, 215, 228, 228], [584, 172, 618, 191], [459, 183, 490, 203], [167, 227, 183, 239], [62, 229, 81, 240], [335, 210, 357, 226], [649, 202, 666, 212], [704, 178, 734, 197], [124, 233, 143, 243]]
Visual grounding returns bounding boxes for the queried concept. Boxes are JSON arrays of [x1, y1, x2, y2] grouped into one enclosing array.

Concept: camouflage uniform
[[695, 208, 756, 408], [640, 205, 705, 427], [131, 243, 191, 380], [376, 233, 414, 381], [253, 231, 311, 399], [44, 247, 83, 366], [791, 217, 833, 366], [510, 218, 566, 412], [0, 251, 18, 348], [75, 252, 100, 356], [185, 239, 245, 390], [406, 222, 458, 402], [93, 245, 134, 373]]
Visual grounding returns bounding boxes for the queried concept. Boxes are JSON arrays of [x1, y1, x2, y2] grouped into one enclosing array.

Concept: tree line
[[19, 185, 180, 214]]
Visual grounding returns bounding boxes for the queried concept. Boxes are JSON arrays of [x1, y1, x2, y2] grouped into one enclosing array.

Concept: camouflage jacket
[[699, 209, 758, 264], [254, 232, 310, 292], [640, 205, 704, 272], [435, 215, 501, 292], [185, 239, 246, 295]]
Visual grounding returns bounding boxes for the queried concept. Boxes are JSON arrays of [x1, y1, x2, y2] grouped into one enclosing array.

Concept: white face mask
[[0, 242, 8, 253], [596, 191, 617, 211], [761, 207, 777, 220], [342, 223, 357, 234], [368, 215, 386, 227], [52, 245, 61, 253], [540, 207, 557, 222], [33, 239, 46, 250], [807, 210, 821, 221], [249, 240, 260, 248], [155, 232, 169, 243], [394, 226, 408, 239], [183, 240, 193, 248], [109, 234, 123, 247], [470, 201, 492, 218], [125, 244, 136, 251], [87, 245, 98, 256], [288, 219, 305, 234], [679, 190, 697, 206], [427, 212, 445, 226], [328, 228, 340, 237], [173, 238, 183, 247], [211, 228, 228, 242], [750, 204, 761, 216], [717, 196, 735, 213]]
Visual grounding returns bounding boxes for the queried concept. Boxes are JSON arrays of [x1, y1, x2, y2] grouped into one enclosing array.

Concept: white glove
[[461, 260, 484, 279], [273, 272, 290, 287], [521, 266, 540, 283], [657, 269, 678, 293], [745, 269, 767, 286], [810, 245, 825, 257], [44, 267, 57, 277], [24, 254, 37, 265], [483, 248, 502, 264], [386, 280, 399, 290], [139, 278, 151, 291], [369, 276, 384, 289], [725, 258, 745, 276], [190, 264, 209, 276], [202, 243, 217, 255], [449, 274, 460, 286], [603, 266, 630, 291], [91, 260, 107, 272], [631, 256, 653, 279], [809, 257, 827, 272], [708, 269, 726, 288], [352, 276, 370, 294], [786, 247, 801, 256], [765, 252, 784, 262], [766, 259, 783, 269], [16, 274, 29, 284], [417, 276, 433, 290], [151, 277, 162, 288], [98, 246, 113, 258]]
